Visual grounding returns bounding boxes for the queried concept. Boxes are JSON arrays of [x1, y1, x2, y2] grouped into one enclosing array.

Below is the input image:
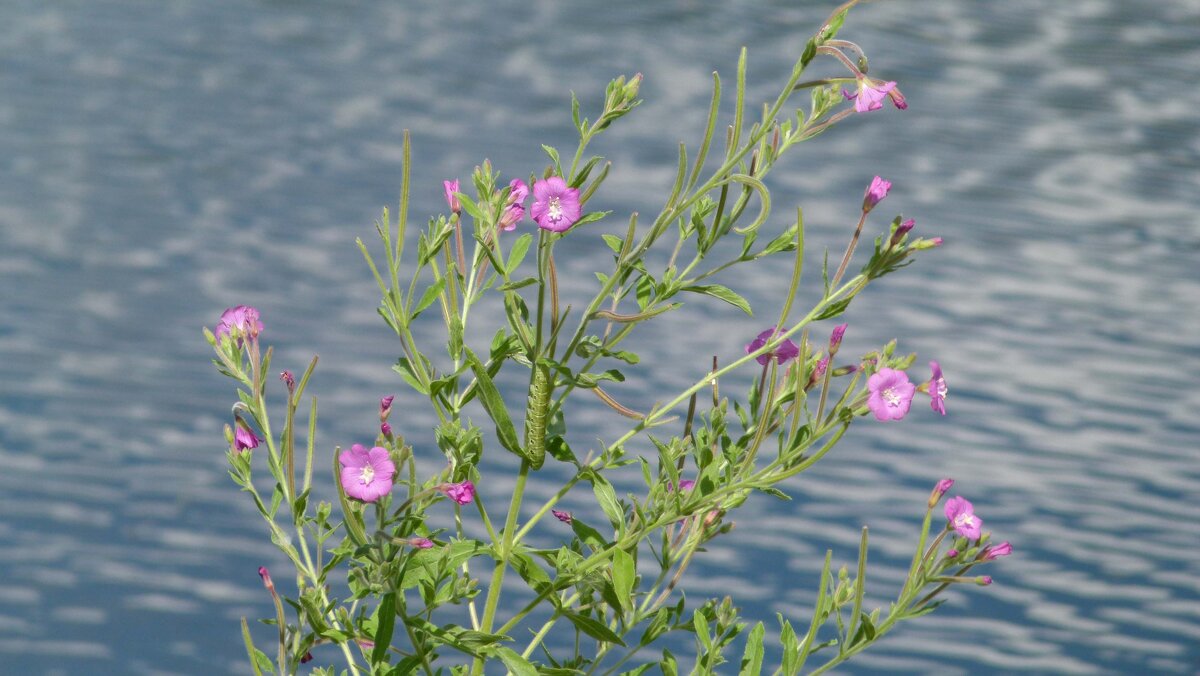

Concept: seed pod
[[523, 363, 550, 469]]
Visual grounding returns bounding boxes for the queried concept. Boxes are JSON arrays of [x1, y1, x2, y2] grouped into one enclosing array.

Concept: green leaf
[[241, 618, 268, 676], [681, 284, 753, 316], [411, 279, 445, 320], [506, 233, 534, 273], [463, 348, 523, 459], [573, 210, 611, 228], [499, 277, 538, 291], [612, 548, 635, 611], [779, 616, 800, 676], [570, 519, 607, 550], [493, 646, 538, 676], [601, 234, 624, 254], [738, 622, 764, 676], [564, 611, 627, 646], [589, 472, 624, 530], [814, 297, 851, 321], [372, 593, 396, 665], [542, 144, 563, 176]]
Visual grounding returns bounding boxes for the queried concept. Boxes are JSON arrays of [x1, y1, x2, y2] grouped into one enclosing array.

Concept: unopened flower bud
[[409, 537, 434, 549], [498, 203, 525, 232], [982, 541, 1012, 561], [257, 566, 274, 593], [928, 478, 954, 508], [380, 421, 392, 438], [829, 323, 848, 356], [889, 218, 915, 248], [910, 237, 943, 251], [443, 180, 462, 215], [623, 72, 643, 102], [552, 509, 573, 524], [946, 548, 959, 558], [976, 575, 993, 586], [300, 652, 314, 664]]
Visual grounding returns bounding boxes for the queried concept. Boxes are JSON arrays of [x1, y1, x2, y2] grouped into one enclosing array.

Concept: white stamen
[[883, 387, 901, 407], [548, 197, 563, 221], [359, 465, 375, 484]]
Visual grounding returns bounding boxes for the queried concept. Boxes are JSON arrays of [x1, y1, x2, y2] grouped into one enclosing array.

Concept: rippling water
[[2, 0, 1198, 673]]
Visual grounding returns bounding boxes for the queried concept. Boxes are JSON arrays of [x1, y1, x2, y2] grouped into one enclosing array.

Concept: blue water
[[2, 0, 1198, 673]]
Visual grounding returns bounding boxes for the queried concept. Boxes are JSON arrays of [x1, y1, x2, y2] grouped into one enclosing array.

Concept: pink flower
[[944, 496, 983, 540], [215, 305, 263, 346], [443, 180, 461, 214], [409, 537, 435, 549], [862, 176, 891, 211], [669, 479, 695, 492], [380, 395, 395, 416], [234, 425, 260, 452], [842, 78, 903, 113], [440, 480, 475, 505], [929, 478, 954, 506], [945, 548, 959, 558], [552, 509, 573, 524], [866, 368, 916, 421], [745, 327, 800, 366], [339, 444, 396, 503], [498, 203, 525, 232], [928, 361, 948, 415], [507, 178, 529, 206], [531, 176, 582, 232], [982, 541, 1012, 561]]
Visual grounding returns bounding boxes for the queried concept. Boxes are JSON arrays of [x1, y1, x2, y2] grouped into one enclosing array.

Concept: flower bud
[[381, 421, 393, 438], [257, 566, 275, 593], [862, 176, 891, 212], [982, 541, 1012, 561], [279, 370, 295, 393], [380, 395, 394, 420], [976, 575, 993, 586], [828, 323, 848, 356], [889, 218, 915, 248], [928, 478, 954, 508], [552, 509, 573, 524], [443, 180, 462, 215], [408, 537, 434, 549]]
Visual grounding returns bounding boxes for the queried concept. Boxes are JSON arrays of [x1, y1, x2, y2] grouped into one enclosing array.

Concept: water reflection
[[1, 0, 1197, 673]]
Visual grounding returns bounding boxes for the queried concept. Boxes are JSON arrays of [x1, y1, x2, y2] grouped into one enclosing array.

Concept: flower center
[[955, 513, 975, 528], [547, 197, 563, 221], [359, 465, 375, 484], [882, 387, 902, 407]]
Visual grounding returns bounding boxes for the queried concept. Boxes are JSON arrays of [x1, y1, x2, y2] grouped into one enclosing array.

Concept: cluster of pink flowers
[[442, 175, 582, 233], [866, 361, 949, 422]]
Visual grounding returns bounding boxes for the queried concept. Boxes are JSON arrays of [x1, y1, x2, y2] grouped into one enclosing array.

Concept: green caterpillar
[[522, 362, 550, 470]]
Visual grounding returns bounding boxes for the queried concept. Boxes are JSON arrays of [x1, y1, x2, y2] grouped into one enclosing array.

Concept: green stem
[[473, 460, 531, 675]]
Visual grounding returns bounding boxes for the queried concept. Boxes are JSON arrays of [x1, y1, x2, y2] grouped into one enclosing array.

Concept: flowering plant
[[205, 2, 1009, 673]]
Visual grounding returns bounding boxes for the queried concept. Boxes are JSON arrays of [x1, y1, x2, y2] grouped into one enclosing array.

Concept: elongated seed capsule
[[523, 363, 550, 469]]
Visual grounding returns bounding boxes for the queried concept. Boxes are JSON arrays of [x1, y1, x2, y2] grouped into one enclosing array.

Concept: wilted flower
[[862, 176, 891, 212], [982, 541, 1012, 561], [443, 179, 461, 214], [279, 370, 295, 392], [552, 509, 573, 524], [531, 176, 582, 232], [215, 305, 263, 346], [440, 480, 475, 505], [944, 496, 983, 540], [866, 368, 915, 421], [745, 327, 800, 366], [928, 361, 948, 415], [339, 444, 396, 503], [234, 424, 260, 453], [842, 78, 903, 113]]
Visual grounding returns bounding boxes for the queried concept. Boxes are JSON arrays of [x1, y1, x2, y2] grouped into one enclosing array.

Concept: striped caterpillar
[[522, 362, 550, 469]]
